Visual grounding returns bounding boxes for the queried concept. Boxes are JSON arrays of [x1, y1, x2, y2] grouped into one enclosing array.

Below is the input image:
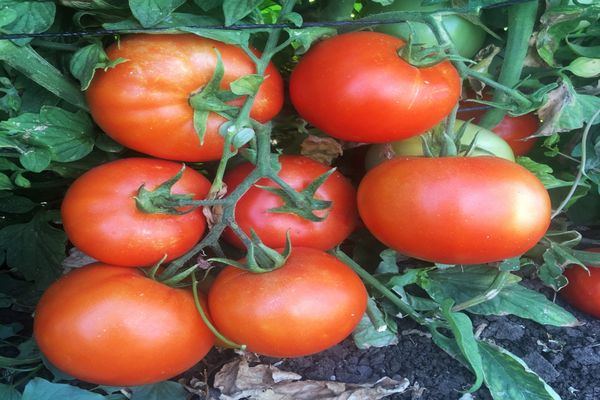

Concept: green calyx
[[134, 165, 195, 215]]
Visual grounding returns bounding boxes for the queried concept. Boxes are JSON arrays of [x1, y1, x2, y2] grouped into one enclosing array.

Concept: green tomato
[[362, 0, 487, 59], [365, 120, 515, 170]]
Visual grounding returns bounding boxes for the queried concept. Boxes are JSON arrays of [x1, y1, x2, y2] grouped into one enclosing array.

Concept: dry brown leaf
[[536, 81, 574, 136], [300, 135, 343, 165], [214, 356, 409, 400], [202, 183, 228, 229]]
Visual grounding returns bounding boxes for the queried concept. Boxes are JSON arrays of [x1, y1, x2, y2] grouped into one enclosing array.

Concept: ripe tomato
[[222, 155, 357, 250], [364, 119, 515, 169], [561, 248, 600, 318], [34, 264, 214, 386], [86, 34, 284, 162], [61, 158, 210, 266], [208, 247, 367, 357], [289, 31, 461, 143], [362, 0, 487, 59], [458, 99, 540, 156], [357, 157, 551, 264]]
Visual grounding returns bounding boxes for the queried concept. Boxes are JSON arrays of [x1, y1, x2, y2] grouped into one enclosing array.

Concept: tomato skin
[[208, 247, 367, 357], [222, 155, 357, 250], [363, 0, 487, 59], [357, 157, 551, 264], [86, 34, 284, 162], [289, 32, 461, 143], [34, 264, 214, 386], [61, 158, 210, 266], [561, 248, 600, 318], [458, 101, 540, 156]]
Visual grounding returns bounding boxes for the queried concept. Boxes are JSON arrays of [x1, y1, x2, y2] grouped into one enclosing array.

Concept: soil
[[194, 285, 600, 400]]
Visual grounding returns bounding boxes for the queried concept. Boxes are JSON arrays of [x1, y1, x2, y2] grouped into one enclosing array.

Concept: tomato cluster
[[34, 26, 553, 388]]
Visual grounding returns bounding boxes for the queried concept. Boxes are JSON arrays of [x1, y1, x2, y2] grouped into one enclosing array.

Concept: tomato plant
[[208, 247, 368, 357], [61, 158, 211, 267], [34, 263, 215, 386], [86, 34, 284, 162], [357, 156, 552, 264], [362, 0, 487, 59], [222, 155, 357, 250], [289, 31, 461, 143], [364, 119, 515, 169], [561, 248, 600, 318]]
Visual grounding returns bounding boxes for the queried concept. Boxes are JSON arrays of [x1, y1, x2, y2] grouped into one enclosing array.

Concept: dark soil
[[195, 289, 600, 400]]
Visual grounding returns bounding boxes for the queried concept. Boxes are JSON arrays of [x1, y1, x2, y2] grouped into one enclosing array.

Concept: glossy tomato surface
[[289, 32, 461, 143], [222, 155, 357, 250], [561, 248, 600, 318], [208, 247, 367, 357], [363, 0, 487, 59], [86, 34, 284, 161], [357, 157, 551, 264], [61, 158, 210, 266], [34, 264, 214, 386]]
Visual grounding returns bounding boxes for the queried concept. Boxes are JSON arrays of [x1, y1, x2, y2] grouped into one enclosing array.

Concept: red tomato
[[222, 155, 357, 250], [208, 247, 367, 357], [34, 264, 214, 386], [86, 34, 284, 162], [357, 157, 551, 264], [561, 248, 600, 318], [289, 31, 461, 143], [61, 158, 210, 266], [458, 99, 540, 156]]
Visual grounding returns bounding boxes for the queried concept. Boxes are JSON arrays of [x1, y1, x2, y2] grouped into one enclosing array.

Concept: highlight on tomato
[[208, 247, 368, 358], [289, 31, 461, 143], [34, 263, 215, 386], [86, 34, 284, 162], [561, 248, 600, 318], [364, 119, 515, 169], [61, 157, 211, 267], [357, 156, 552, 265], [222, 155, 358, 250]]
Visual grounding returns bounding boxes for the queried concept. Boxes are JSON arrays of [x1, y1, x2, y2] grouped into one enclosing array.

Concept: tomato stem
[[451, 270, 511, 312]]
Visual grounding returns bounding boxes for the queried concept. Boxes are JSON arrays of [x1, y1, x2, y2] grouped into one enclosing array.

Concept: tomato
[[364, 119, 515, 169], [86, 34, 284, 162], [289, 31, 461, 143], [222, 155, 357, 250], [458, 99, 540, 156], [561, 248, 600, 318], [34, 264, 214, 386], [61, 158, 210, 266], [362, 0, 487, 59], [357, 157, 551, 264], [208, 247, 367, 357]]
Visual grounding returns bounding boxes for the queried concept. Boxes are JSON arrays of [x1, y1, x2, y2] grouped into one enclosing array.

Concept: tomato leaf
[[478, 341, 561, 400], [230, 74, 264, 97], [0, 77, 21, 117], [352, 298, 398, 349], [69, 41, 128, 91], [0, 384, 21, 400], [128, 0, 186, 27], [222, 0, 263, 26], [539, 242, 588, 290], [285, 27, 337, 55], [424, 266, 578, 327], [21, 378, 104, 400], [0, 1, 55, 46], [0, 211, 66, 289], [129, 380, 188, 400], [0, 193, 36, 214], [193, 0, 222, 12]]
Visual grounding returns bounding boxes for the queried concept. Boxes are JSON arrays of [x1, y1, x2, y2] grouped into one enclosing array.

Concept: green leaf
[[539, 242, 588, 290], [193, 0, 222, 11], [0, 77, 21, 116], [0, 8, 17, 28], [19, 149, 51, 172], [0, 173, 13, 190], [130, 381, 188, 400], [478, 341, 561, 400], [0, 323, 23, 339], [0, 41, 87, 110], [223, 0, 263, 26], [0, 1, 55, 45], [0, 384, 21, 400], [0, 193, 37, 213], [425, 266, 577, 326], [285, 27, 337, 55], [352, 298, 398, 349], [128, 0, 186, 27], [572, 249, 600, 266], [230, 74, 264, 96], [0, 211, 67, 289], [566, 57, 600, 78], [22, 378, 104, 400], [375, 249, 399, 274], [440, 301, 484, 393], [70, 41, 128, 90], [498, 257, 521, 272]]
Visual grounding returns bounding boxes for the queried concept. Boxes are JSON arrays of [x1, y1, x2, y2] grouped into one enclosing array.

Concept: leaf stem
[[452, 270, 511, 312]]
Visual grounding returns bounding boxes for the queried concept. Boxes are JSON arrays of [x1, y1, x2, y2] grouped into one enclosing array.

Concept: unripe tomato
[[358, 156, 551, 264], [208, 247, 368, 357], [34, 264, 215, 386], [86, 34, 284, 161], [290, 31, 461, 143], [561, 248, 600, 318]]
